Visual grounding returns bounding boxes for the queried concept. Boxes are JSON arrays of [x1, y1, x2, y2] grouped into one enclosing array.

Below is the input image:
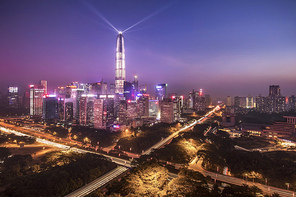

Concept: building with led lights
[[127, 100, 138, 120], [8, 85, 19, 108], [43, 95, 58, 120], [138, 95, 149, 118], [118, 100, 127, 125], [172, 95, 183, 121], [149, 100, 160, 119], [254, 85, 286, 113], [79, 95, 96, 127], [40, 80, 48, 95], [115, 32, 125, 94], [160, 98, 174, 123], [93, 95, 115, 129], [30, 84, 45, 116], [155, 84, 167, 101]]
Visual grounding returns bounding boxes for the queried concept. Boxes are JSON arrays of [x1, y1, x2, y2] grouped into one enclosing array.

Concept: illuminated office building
[[138, 95, 149, 118], [115, 32, 125, 94], [79, 95, 96, 127], [30, 85, 45, 116], [160, 98, 174, 124], [127, 100, 138, 120], [172, 95, 183, 121], [8, 85, 19, 108], [42, 95, 58, 120], [149, 100, 160, 119], [118, 100, 127, 125], [40, 80, 48, 95], [93, 95, 115, 129], [155, 84, 167, 100]]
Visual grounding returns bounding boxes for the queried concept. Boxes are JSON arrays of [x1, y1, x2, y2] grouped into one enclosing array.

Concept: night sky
[[1, 0, 295, 99]]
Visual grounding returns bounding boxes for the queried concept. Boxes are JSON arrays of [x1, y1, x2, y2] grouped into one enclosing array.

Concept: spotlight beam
[[83, 1, 119, 33], [82, 14, 116, 32], [122, 1, 174, 33]]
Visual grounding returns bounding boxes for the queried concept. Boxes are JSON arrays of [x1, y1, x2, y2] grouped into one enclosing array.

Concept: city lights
[[1, 1, 296, 196]]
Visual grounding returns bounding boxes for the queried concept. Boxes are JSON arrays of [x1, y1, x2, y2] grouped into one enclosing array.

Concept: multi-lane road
[[142, 105, 221, 155], [65, 166, 128, 197], [189, 158, 295, 197]]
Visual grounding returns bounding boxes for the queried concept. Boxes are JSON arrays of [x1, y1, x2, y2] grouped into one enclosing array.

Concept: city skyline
[[1, 0, 296, 98]]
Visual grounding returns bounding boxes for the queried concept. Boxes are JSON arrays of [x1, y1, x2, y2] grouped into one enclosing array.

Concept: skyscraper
[[226, 96, 231, 107], [268, 85, 285, 113], [160, 98, 174, 124], [94, 95, 115, 129], [115, 32, 125, 94], [42, 95, 58, 120], [269, 85, 281, 96], [30, 85, 44, 116], [155, 84, 167, 100], [8, 85, 19, 108], [40, 80, 48, 95], [246, 95, 254, 108], [79, 95, 96, 127]]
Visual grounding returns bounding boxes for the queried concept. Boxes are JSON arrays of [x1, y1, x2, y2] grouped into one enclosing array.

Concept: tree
[[0, 147, 11, 160], [197, 143, 226, 171], [271, 193, 280, 197], [221, 184, 262, 197], [168, 168, 210, 197], [211, 183, 221, 197], [121, 161, 169, 196]]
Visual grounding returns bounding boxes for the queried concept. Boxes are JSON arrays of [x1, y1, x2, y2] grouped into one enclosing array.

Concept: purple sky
[[0, 0, 295, 99]]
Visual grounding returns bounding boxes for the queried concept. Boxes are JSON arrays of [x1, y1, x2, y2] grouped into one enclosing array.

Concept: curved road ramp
[[65, 166, 128, 197]]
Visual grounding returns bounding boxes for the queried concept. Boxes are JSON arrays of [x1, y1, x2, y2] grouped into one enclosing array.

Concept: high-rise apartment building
[[253, 85, 287, 113], [269, 85, 281, 96]]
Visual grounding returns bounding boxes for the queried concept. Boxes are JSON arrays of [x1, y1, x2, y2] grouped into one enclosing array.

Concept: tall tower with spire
[[115, 31, 125, 94]]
